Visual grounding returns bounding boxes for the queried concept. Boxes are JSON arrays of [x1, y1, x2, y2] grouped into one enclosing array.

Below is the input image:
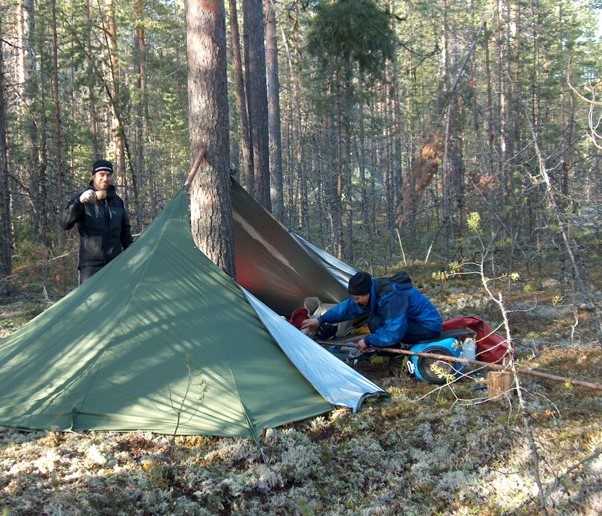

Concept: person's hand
[[356, 339, 370, 352], [96, 189, 107, 201], [79, 189, 97, 204], [300, 318, 320, 335]]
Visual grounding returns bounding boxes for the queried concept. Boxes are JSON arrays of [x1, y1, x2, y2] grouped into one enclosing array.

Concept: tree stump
[[487, 371, 514, 401]]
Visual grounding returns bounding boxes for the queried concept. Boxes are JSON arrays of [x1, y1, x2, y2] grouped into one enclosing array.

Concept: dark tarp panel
[[231, 180, 353, 315]]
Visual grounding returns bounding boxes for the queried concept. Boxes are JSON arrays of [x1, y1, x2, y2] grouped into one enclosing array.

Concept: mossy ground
[[1, 263, 601, 515]]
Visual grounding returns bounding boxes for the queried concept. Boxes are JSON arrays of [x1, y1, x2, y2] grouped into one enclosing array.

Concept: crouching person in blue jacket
[[301, 271, 443, 352]]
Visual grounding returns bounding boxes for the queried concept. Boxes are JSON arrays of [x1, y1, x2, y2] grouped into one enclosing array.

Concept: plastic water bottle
[[462, 338, 476, 362]]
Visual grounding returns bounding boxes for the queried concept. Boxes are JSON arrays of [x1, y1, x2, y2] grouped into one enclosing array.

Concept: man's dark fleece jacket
[[316, 273, 442, 347], [59, 183, 133, 269]]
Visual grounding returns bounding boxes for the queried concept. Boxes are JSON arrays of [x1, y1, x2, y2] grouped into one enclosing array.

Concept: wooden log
[[487, 371, 514, 401], [184, 147, 207, 187]]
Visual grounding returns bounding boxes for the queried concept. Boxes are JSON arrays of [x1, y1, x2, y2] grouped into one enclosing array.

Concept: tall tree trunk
[[0, 24, 13, 294], [16, 0, 33, 99], [186, 0, 235, 276], [36, 39, 49, 246], [263, 0, 283, 220], [387, 60, 403, 236], [17, 0, 43, 236], [500, 0, 516, 205], [485, 17, 496, 178], [559, 5, 574, 198], [333, 75, 344, 258], [242, 0, 270, 209], [106, 0, 122, 168], [50, 0, 64, 216], [134, 0, 149, 222], [341, 72, 353, 262], [85, 0, 102, 158], [105, 0, 139, 225], [227, 0, 253, 189], [279, 23, 307, 232], [494, 0, 507, 204]]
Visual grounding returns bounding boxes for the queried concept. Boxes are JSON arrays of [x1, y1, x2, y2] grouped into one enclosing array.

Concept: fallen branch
[[317, 341, 602, 391]]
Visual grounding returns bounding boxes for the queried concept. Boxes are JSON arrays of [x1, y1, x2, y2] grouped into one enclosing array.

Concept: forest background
[[0, 0, 600, 301], [1, 1, 602, 514]]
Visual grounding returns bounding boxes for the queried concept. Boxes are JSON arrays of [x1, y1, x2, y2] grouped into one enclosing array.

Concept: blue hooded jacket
[[317, 273, 442, 347]]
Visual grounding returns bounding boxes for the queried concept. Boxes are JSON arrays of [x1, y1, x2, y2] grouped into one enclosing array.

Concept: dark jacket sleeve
[[120, 206, 134, 249], [364, 287, 442, 347], [363, 290, 409, 347], [58, 193, 86, 230]]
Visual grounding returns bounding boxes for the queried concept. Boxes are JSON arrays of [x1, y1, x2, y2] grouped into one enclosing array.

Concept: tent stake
[[317, 341, 602, 391]]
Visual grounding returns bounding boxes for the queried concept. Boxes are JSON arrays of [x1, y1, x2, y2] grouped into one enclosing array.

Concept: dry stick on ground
[[510, 447, 602, 514], [320, 343, 602, 391]]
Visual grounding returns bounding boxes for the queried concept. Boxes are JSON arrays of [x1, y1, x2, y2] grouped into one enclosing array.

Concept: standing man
[[59, 159, 133, 284], [301, 271, 443, 351]]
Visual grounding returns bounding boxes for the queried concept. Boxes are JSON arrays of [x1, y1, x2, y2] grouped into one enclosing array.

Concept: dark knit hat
[[92, 159, 113, 174], [347, 271, 372, 295]]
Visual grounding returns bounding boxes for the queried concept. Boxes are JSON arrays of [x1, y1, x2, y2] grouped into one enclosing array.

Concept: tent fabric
[[244, 290, 383, 412], [0, 190, 384, 443], [231, 180, 354, 315], [290, 233, 357, 288]]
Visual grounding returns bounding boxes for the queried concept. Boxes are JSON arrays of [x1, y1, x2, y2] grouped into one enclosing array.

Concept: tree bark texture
[[0, 24, 13, 291], [264, 0, 283, 220], [242, 0, 271, 210], [51, 0, 65, 209], [134, 0, 149, 224], [227, 0, 253, 190], [186, 0, 235, 276]]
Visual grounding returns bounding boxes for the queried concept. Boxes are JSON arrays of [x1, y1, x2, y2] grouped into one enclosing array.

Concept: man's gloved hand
[[79, 189, 97, 204]]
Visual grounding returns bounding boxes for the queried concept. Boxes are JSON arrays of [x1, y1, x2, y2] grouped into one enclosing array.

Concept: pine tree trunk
[[242, 0, 271, 209], [106, 0, 122, 169], [228, 0, 253, 190], [105, 0, 136, 220], [84, 0, 102, 157], [187, 0, 235, 276], [0, 24, 13, 293], [264, 0, 283, 220], [51, 0, 65, 212], [134, 0, 151, 215]]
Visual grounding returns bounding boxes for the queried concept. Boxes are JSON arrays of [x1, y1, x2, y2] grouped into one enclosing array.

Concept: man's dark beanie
[[92, 159, 113, 174], [348, 271, 372, 295]]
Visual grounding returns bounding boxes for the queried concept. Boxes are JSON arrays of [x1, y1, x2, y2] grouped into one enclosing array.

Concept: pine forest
[[0, 0, 599, 285]]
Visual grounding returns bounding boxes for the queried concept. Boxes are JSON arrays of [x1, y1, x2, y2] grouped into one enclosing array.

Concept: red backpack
[[443, 315, 513, 363]]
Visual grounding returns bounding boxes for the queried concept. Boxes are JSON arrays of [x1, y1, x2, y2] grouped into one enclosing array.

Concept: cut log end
[[487, 371, 515, 401]]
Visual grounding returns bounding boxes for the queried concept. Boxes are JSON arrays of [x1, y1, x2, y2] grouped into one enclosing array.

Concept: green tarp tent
[[0, 190, 384, 443]]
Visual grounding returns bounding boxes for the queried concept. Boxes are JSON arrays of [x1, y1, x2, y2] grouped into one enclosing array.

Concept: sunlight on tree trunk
[[187, 0, 235, 276]]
